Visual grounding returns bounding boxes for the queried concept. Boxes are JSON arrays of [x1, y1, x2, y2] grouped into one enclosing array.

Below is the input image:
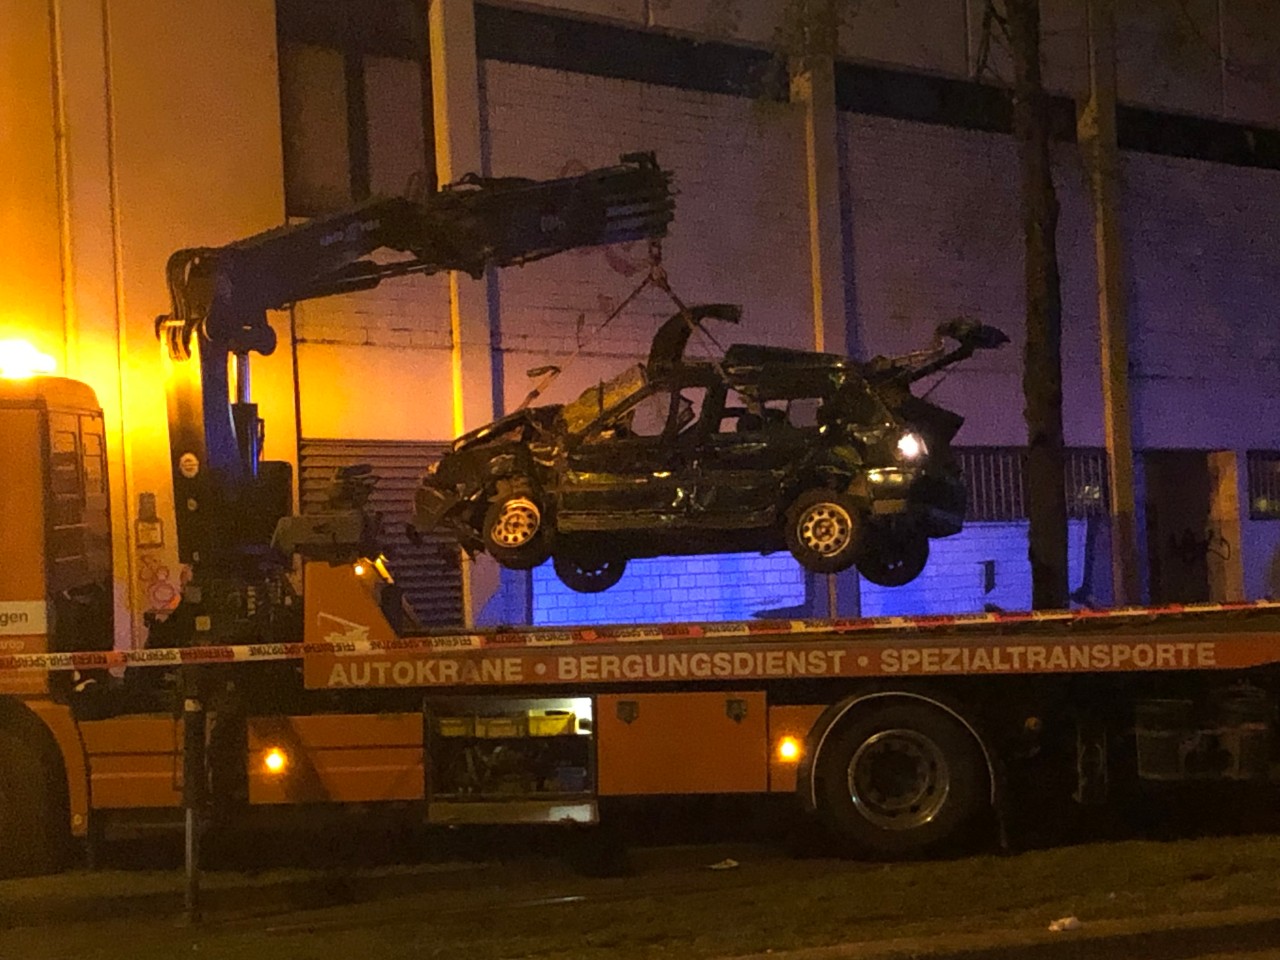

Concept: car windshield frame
[[559, 364, 650, 436]]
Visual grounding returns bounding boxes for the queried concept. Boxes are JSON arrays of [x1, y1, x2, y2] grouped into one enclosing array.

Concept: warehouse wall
[[480, 60, 812, 408], [489, 0, 1279, 123], [14, 0, 1280, 635]]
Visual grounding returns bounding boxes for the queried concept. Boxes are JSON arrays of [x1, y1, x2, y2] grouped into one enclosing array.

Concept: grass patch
[[5, 835, 1280, 959]]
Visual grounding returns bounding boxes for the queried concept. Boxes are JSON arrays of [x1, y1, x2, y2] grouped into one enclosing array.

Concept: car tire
[[858, 529, 930, 587], [785, 489, 864, 574], [483, 485, 551, 570], [815, 702, 988, 858], [553, 555, 627, 593]]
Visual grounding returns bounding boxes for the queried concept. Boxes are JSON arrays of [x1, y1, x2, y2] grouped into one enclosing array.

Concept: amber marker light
[[353, 561, 367, 577], [262, 747, 288, 774], [777, 736, 801, 762], [0, 339, 56, 379]]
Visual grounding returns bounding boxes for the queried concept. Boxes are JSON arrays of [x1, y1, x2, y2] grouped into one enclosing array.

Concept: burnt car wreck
[[414, 307, 1008, 593]]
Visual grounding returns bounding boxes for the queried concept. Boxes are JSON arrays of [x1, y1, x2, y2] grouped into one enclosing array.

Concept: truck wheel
[[0, 729, 58, 877], [858, 530, 929, 587], [815, 702, 987, 858], [785, 489, 864, 574], [483, 487, 550, 570], [553, 555, 627, 593]]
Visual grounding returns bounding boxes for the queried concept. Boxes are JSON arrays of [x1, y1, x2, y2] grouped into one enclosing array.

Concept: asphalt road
[[7, 826, 1280, 960]]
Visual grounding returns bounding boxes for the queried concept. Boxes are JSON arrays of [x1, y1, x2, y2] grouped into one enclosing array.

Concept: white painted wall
[[480, 60, 813, 410]]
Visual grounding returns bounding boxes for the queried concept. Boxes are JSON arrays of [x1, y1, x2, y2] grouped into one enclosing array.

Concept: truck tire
[[815, 702, 987, 858], [0, 728, 58, 877]]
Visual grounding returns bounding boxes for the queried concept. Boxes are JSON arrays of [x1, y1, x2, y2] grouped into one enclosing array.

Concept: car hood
[[450, 407, 560, 453]]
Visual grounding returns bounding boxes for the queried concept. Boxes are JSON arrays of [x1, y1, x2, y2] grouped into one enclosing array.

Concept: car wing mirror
[[935, 317, 1009, 351]]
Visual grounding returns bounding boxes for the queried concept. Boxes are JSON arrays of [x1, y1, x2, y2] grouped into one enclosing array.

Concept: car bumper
[[862, 468, 965, 537]]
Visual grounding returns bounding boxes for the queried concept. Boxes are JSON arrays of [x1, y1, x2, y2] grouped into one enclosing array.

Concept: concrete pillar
[[790, 56, 848, 359], [1207, 450, 1245, 603], [792, 35, 858, 618], [429, 0, 503, 625], [1078, 0, 1140, 606]]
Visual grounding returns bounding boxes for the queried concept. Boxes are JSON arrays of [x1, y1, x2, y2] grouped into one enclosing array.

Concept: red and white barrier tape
[[2, 600, 1279, 674]]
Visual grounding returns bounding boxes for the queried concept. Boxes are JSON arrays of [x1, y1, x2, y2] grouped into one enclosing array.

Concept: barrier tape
[[2, 599, 1279, 674]]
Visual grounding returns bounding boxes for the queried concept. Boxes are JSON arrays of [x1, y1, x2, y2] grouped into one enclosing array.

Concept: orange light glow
[[0, 339, 56, 379], [262, 747, 288, 774], [777, 736, 801, 762]]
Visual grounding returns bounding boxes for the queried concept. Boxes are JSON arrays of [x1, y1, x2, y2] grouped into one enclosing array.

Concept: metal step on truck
[[3, 153, 1280, 880]]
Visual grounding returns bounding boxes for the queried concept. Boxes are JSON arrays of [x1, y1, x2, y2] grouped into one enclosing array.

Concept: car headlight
[[897, 432, 927, 461]]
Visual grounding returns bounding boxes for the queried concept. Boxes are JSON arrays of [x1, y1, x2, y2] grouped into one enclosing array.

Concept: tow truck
[[3, 153, 1280, 879]]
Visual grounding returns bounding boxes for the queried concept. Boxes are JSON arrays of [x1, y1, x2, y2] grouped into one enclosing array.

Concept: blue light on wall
[[859, 520, 1091, 617], [532, 552, 807, 626]]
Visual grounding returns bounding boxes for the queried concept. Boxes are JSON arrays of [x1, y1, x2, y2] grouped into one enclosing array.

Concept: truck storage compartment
[[425, 697, 595, 825]]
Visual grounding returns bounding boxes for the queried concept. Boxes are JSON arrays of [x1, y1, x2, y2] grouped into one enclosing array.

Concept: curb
[[728, 905, 1280, 960]]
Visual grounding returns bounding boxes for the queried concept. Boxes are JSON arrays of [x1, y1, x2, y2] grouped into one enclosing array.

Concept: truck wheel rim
[[798, 502, 853, 556], [491, 498, 540, 547], [847, 729, 950, 831]]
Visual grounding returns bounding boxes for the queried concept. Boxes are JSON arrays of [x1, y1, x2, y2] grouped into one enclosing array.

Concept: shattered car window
[[560, 364, 648, 435]]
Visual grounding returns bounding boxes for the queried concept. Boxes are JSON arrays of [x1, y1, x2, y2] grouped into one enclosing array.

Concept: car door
[[555, 386, 688, 532], [691, 392, 821, 528]]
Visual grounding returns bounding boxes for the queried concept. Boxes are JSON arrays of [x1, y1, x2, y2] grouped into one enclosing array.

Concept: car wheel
[[785, 489, 864, 574], [858, 529, 930, 587], [483, 487, 550, 570], [815, 703, 988, 858], [553, 555, 627, 593]]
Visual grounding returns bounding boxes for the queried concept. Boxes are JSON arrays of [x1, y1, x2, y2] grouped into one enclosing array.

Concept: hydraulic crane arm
[[161, 153, 674, 358], [153, 154, 674, 581]]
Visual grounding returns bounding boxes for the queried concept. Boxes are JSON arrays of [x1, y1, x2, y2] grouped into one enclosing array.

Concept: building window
[[277, 0, 434, 217], [956, 447, 1111, 522], [1247, 451, 1280, 520]]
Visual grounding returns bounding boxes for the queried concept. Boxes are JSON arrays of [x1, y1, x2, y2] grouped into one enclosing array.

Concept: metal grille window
[[1247, 451, 1280, 520], [956, 447, 1110, 521], [299, 439, 463, 626]]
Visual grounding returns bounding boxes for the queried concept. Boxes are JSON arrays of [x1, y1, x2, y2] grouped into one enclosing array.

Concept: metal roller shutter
[[299, 439, 463, 627]]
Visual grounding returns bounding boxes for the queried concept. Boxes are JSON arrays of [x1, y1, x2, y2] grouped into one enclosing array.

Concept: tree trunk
[[1007, 0, 1068, 609]]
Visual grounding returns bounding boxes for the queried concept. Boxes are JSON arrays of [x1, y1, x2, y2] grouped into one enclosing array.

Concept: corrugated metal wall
[[298, 439, 463, 626]]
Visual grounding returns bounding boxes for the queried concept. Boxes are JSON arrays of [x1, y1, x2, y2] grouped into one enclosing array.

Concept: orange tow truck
[[3, 156, 1280, 878]]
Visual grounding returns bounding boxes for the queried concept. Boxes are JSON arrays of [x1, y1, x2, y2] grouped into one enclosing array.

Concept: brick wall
[[293, 266, 455, 440], [1122, 153, 1280, 450], [840, 112, 1104, 448], [480, 60, 814, 410], [860, 520, 1091, 617], [841, 110, 1280, 454], [532, 552, 806, 625]]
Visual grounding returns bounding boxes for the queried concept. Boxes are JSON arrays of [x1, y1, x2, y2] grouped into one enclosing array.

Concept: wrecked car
[[414, 305, 1008, 593]]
